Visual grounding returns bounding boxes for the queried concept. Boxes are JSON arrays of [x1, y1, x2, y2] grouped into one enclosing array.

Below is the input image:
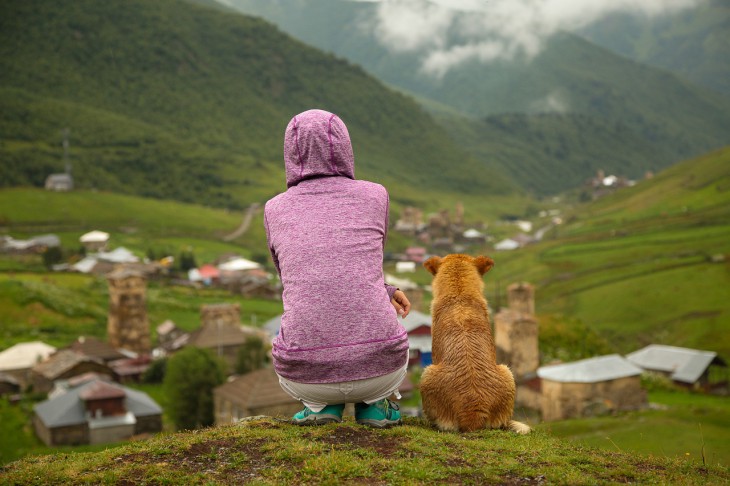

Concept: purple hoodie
[[264, 109, 409, 384]]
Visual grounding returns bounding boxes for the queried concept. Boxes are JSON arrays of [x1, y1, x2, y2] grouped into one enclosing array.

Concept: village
[[1, 204, 726, 449]]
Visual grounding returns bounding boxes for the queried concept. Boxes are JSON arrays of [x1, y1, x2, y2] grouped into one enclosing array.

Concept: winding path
[[223, 203, 260, 241]]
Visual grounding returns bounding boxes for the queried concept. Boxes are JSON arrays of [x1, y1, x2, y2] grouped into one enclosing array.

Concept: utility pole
[[62, 127, 72, 175]]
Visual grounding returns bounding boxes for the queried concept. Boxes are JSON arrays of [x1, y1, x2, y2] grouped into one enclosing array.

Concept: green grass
[[544, 390, 730, 467], [0, 272, 283, 350], [2, 416, 728, 484], [487, 147, 730, 360]]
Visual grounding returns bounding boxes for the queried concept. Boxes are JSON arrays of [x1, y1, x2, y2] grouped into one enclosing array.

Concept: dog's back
[[421, 254, 530, 434]]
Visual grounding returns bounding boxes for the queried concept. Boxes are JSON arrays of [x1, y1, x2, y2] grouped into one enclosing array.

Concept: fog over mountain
[[357, 0, 704, 76]]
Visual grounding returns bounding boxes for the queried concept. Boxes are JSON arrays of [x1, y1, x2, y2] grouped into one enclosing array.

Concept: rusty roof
[[32, 349, 108, 380], [67, 336, 126, 362], [79, 380, 126, 401], [214, 368, 298, 410]]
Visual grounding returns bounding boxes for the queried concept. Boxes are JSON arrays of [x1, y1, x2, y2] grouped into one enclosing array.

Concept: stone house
[[109, 355, 153, 384], [537, 354, 646, 421], [156, 320, 188, 353], [188, 304, 266, 373], [45, 173, 74, 191], [31, 349, 114, 394], [626, 344, 728, 391], [0, 341, 56, 390], [0, 372, 21, 396], [33, 376, 162, 446], [214, 368, 302, 424]]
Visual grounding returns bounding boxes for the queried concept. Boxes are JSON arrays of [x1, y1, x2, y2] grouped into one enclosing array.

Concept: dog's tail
[[508, 420, 531, 435]]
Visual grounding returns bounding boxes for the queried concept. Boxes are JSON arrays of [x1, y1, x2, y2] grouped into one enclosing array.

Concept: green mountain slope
[[579, 0, 730, 97], [0, 0, 518, 210], [490, 147, 730, 359], [435, 111, 665, 196], [225, 0, 730, 195]]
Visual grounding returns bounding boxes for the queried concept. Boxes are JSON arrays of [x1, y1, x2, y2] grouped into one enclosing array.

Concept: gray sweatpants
[[277, 363, 408, 412]]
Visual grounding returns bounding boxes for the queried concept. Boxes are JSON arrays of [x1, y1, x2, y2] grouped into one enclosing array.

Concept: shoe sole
[[291, 414, 342, 426], [356, 418, 401, 428]]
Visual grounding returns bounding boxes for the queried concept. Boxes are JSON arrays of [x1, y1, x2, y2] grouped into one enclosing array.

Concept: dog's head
[[424, 254, 494, 277]]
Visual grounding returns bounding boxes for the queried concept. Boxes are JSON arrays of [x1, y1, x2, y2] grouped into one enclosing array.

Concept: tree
[[163, 347, 226, 430], [178, 250, 197, 272], [42, 246, 63, 269], [142, 358, 167, 384], [235, 336, 269, 375]]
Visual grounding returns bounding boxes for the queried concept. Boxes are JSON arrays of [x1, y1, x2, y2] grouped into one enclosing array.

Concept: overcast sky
[[361, 0, 704, 77]]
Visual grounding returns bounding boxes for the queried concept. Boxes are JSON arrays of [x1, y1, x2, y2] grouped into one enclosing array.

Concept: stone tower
[[107, 267, 150, 354], [494, 282, 538, 378], [506, 282, 535, 316], [201, 303, 241, 329]]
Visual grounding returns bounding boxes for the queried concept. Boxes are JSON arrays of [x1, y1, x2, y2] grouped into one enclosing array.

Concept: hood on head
[[283, 109, 355, 187]]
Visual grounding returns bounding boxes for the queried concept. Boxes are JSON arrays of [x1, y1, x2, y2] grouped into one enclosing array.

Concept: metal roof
[[537, 354, 642, 383], [34, 378, 162, 428], [399, 310, 432, 333], [625, 344, 718, 384], [0, 342, 56, 371]]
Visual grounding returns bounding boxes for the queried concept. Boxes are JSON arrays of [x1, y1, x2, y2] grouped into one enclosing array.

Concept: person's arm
[[381, 191, 411, 317], [263, 210, 281, 278]]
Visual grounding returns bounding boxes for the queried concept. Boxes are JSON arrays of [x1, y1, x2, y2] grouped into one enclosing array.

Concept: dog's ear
[[474, 255, 495, 276], [423, 256, 442, 275]]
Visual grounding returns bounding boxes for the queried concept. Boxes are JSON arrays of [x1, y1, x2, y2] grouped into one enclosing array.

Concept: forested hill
[[0, 0, 517, 210]]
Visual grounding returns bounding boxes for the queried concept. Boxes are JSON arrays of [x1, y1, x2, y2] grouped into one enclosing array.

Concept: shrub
[[163, 347, 226, 430]]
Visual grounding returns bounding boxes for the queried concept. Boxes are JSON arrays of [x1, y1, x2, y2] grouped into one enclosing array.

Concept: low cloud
[[530, 90, 570, 114], [367, 0, 703, 77]]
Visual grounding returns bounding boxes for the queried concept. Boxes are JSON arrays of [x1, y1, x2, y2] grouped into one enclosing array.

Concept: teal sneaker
[[355, 399, 401, 428], [291, 404, 344, 425]]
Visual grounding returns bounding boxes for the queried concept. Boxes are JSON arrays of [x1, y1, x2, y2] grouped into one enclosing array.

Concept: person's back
[[264, 109, 409, 427]]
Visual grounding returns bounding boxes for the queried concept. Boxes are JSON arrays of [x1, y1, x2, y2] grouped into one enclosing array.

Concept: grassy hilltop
[[2, 417, 728, 485]]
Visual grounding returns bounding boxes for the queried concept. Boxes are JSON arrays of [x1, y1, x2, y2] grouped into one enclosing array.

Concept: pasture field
[[543, 390, 730, 467]]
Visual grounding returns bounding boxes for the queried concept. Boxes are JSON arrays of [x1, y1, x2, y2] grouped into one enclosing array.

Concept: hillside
[[0, 0, 518, 210], [579, 0, 730, 97], [224, 0, 730, 196], [434, 111, 664, 196], [2, 417, 727, 484], [487, 147, 730, 359]]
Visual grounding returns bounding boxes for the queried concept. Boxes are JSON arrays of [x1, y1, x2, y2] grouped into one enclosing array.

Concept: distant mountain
[[0, 0, 517, 210], [224, 0, 730, 195], [578, 0, 730, 97]]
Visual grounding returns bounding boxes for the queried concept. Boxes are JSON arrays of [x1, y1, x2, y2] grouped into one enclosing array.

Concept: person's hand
[[391, 289, 411, 318]]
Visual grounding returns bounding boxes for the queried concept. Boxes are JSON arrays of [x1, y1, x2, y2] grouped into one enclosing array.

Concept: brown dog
[[420, 254, 530, 434]]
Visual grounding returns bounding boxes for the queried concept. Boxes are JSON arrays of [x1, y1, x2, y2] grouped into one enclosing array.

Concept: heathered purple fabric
[[264, 109, 409, 384]]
